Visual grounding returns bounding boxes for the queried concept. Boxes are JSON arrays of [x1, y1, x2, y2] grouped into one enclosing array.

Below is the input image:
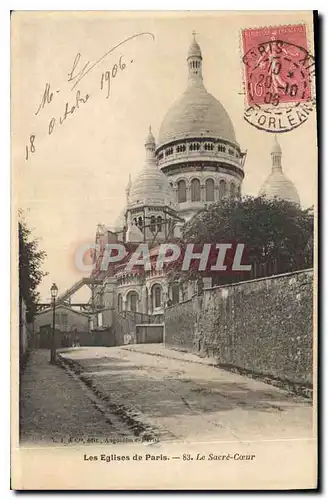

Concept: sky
[[12, 11, 317, 302]]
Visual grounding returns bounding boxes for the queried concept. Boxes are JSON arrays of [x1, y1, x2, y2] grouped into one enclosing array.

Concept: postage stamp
[[241, 24, 316, 133]]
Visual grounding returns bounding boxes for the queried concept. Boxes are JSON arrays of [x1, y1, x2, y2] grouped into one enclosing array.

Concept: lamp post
[[50, 283, 58, 364]]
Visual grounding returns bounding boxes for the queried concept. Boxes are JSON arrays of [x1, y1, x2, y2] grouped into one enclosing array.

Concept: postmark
[[241, 24, 316, 133]]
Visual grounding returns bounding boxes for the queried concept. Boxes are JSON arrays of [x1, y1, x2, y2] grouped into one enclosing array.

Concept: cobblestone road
[[59, 345, 313, 444]]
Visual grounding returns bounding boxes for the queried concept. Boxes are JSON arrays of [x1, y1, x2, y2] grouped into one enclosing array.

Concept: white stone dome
[[129, 127, 176, 208], [158, 82, 236, 147], [259, 136, 300, 205], [129, 164, 176, 207], [259, 172, 300, 205]]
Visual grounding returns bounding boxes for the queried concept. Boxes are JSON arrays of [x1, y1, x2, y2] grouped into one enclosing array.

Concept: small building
[[33, 305, 90, 348]]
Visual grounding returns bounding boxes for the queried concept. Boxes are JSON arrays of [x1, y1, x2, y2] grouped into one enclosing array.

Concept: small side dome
[[129, 127, 177, 208], [259, 173, 300, 205], [129, 168, 176, 207], [259, 136, 300, 205]]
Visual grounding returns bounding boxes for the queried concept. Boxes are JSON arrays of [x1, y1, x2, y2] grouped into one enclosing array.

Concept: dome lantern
[[271, 135, 282, 171], [144, 125, 156, 161], [187, 31, 203, 83]]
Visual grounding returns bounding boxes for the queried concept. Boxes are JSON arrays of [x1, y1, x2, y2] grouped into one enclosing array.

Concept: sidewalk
[[19, 350, 119, 445], [120, 343, 218, 366]]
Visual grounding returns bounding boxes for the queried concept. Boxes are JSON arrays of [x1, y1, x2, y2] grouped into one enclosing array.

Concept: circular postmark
[[242, 35, 316, 133]]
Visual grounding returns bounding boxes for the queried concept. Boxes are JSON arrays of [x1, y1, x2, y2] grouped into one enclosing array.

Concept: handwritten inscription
[[35, 83, 57, 116], [100, 55, 127, 98], [25, 32, 155, 160], [49, 90, 90, 134], [25, 134, 36, 161]]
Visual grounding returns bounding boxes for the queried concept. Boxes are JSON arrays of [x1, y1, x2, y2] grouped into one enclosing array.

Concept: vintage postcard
[[12, 11, 317, 490]]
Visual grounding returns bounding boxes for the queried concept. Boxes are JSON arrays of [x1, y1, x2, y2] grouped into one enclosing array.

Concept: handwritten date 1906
[[24, 32, 155, 161], [100, 55, 127, 98]]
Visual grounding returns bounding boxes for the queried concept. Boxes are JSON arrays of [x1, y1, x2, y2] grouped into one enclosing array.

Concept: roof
[[157, 83, 236, 148], [35, 304, 90, 318], [129, 128, 177, 208], [259, 171, 300, 205], [188, 38, 202, 59], [129, 163, 176, 207]]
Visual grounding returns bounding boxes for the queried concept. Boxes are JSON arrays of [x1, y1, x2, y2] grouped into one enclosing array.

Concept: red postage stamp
[[242, 24, 314, 107]]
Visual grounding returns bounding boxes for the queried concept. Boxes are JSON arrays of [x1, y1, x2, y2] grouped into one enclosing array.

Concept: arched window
[[133, 218, 137, 226], [230, 182, 237, 199], [138, 216, 143, 229], [171, 283, 180, 305], [219, 179, 227, 200], [177, 180, 187, 203], [205, 178, 215, 202], [191, 178, 201, 202], [157, 216, 162, 232], [127, 291, 138, 312], [189, 143, 200, 152], [152, 284, 162, 309], [117, 294, 123, 312], [150, 215, 156, 232]]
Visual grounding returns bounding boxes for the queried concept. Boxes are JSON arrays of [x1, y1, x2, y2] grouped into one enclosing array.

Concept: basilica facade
[[90, 34, 300, 323]]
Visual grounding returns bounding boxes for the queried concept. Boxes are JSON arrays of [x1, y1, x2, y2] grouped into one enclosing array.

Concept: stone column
[[162, 281, 168, 306], [173, 186, 178, 203], [146, 285, 152, 314], [141, 286, 148, 315], [186, 182, 191, 202], [200, 183, 205, 202]]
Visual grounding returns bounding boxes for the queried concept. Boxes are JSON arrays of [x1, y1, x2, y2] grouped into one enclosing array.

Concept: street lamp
[[50, 283, 58, 364]]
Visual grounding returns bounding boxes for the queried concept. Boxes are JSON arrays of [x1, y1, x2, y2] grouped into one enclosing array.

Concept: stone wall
[[165, 269, 313, 385]]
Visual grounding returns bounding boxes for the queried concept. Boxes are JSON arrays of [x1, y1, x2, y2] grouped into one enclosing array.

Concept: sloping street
[[55, 344, 313, 445]]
